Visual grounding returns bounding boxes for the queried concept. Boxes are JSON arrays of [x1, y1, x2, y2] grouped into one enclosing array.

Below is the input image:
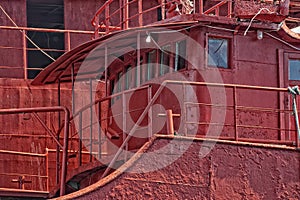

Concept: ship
[[0, 0, 300, 199]]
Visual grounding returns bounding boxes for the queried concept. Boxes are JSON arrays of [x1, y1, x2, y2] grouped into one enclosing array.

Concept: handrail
[[203, 0, 231, 15], [91, 0, 167, 37], [0, 106, 70, 196], [0, 149, 47, 157], [0, 150, 48, 191], [91, 0, 114, 27], [100, 80, 293, 178], [66, 79, 297, 182], [68, 84, 151, 166], [0, 25, 95, 34], [91, 0, 234, 37], [0, 25, 99, 79], [71, 84, 150, 120]]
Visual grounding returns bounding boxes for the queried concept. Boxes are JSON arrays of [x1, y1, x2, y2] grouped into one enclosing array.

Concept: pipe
[[57, 79, 61, 184], [0, 149, 46, 157], [166, 109, 174, 135], [60, 107, 70, 196], [292, 95, 300, 148], [46, 148, 49, 192], [0, 25, 95, 34], [0, 106, 70, 195], [89, 78, 93, 162]]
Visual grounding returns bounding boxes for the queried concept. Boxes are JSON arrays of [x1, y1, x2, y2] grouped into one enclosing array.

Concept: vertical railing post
[[161, 0, 166, 20], [94, 17, 100, 39], [136, 33, 141, 86], [105, 45, 108, 96], [200, 0, 203, 14], [66, 31, 71, 51], [55, 147, 60, 185], [298, 96, 300, 148], [119, 0, 123, 29], [183, 84, 187, 136], [233, 86, 238, 141], [105, 3, 110, 34], [291, 94, 300, 148], [215, 7, 219, 16], [138, 0, 143, 27], [148, 86, 152, 139], [71, 65, 75, 114], [22, 30, 27, 79], [60, 108, 69, 196], [89, 79, 93, 162], [122, 92, 128, 161], [45, 148, 49, 192], [79, 111, 83, 166], [228, 0, 232, 18], [98, 101, 102, 160], [56, 79, 61, 185], [124, 0, 129, 29], [166, 109, 174, 135]]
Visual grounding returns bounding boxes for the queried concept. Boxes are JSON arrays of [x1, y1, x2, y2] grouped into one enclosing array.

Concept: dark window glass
[[160, 45, 171, 75], [27, 0, 64, 79], [175, 40, 186, 71], [157, 7, 162, 21], [117, 72, 122, 93], [111, 79, 115, 94], [289, 59, 300, 80], [137, 57, 143, 86], [110, 79, 115, 105], [208, 38, 228, 68], [125, 65, 132, 90], [146, 50, 156, 81]]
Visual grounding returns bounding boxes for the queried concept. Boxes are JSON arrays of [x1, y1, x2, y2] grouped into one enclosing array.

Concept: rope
[[0, 4, 56, 61], [243, 8, 276, 36]]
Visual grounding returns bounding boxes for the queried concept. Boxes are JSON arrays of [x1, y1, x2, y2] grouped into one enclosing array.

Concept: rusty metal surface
[[0, 0, 104, 79], [0, 106, 70, 196], [31, 21, 196, 85], [56, 136, 300, 199], [0, 188, 49, 198], [31, 14, 283, 86], [234, 1, 286, 22], [1, 0, 300, 199]]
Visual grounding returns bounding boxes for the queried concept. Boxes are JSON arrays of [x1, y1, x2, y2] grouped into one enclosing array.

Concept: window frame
[[283, 52, 300, 84], [278, 50, 300, 140], [205, 33, 233, 70], [288, 59, 300, 81], [26, 0, 65, 79]]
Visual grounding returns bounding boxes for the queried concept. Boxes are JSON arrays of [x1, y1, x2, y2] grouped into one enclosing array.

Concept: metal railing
[[0, 106, 70, 196], [68, 84, 152, 166], [202, 0, 232, 17], [0, 149, 49, 191], [99, 80, 298, 178], [91, 0, 233, 37], [0, 26, 98, 79], [0, 80, 298, 196]]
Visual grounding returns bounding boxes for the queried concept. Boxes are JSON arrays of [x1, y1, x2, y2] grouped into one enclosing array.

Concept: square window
[[208, 38, 229, 68], [289, 59, 300, 80]]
